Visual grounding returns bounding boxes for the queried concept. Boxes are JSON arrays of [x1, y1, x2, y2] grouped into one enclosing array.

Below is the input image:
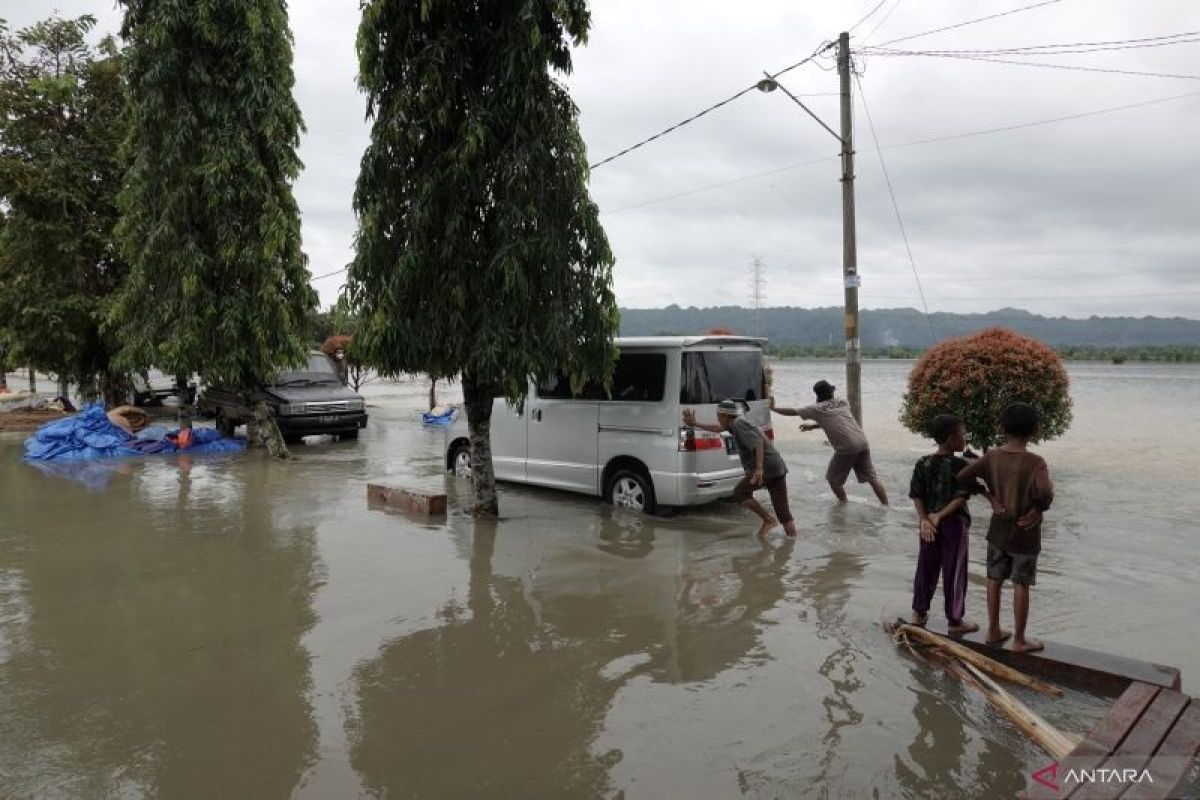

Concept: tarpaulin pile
[[24, 403, 244, 461]]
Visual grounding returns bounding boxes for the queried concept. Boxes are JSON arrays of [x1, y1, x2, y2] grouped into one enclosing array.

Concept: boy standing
[[909, 414, 985, 635], [771, 380, 889, 505], [682, 400, 798, 537], [956, 403, 1054, 653]]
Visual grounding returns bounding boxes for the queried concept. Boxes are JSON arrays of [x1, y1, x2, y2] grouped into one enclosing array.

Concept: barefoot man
[[772, 380, 889, 505], [683, 400, 798, 537]]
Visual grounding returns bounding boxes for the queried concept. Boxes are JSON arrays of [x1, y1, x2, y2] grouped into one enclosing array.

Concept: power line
[[861, 0, 905, 44], [311, 265, 348, 281], [588, 44, 835, 171], [602, 90, 1200, 214], [854, 72, 936, 343], [865, 50, 1200, 81], [849, 0, 891, 34], [868, 30, 1200, 56], [874, 0, 1064, 48]]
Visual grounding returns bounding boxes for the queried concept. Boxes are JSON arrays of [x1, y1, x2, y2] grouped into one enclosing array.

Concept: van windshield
[[680, 350, 764, 404]]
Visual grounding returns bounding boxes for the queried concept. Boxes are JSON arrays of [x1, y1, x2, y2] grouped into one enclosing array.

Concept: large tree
[[0, 15, 130, 405], [110, 0, 316, 455], [349, 0, 618, 515]]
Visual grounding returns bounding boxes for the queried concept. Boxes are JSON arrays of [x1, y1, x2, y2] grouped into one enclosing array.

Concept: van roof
[[615, 335, 766, 349]]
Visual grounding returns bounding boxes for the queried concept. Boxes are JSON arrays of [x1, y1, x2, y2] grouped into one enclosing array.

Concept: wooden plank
[[921, 618, 1182, 692], [1121, 703, 1200, 800], [1066, 690, 1189, 800], [897, 622, 1063, 697], [959, 660, 1076, 759], [1024, 682, 1160, 800]]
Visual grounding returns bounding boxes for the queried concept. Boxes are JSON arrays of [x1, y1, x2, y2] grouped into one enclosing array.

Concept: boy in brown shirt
[[956, 402, 1054, 653]]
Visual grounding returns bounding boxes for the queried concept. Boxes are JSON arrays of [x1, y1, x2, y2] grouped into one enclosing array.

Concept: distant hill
[[618, 306, 1200, 348]]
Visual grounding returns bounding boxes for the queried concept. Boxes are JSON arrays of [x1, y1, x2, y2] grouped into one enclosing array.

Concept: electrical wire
[[865, 30, 1200, 56], [864, 50, 1200, 81], [588, 43, 835, 171], [849, 0, 891, 34], [854, 72, 936, 342], [311, 265, 349, 281], [861, 0, 905, 44], [874, 0, 1064, 48], [602, 89, 1200, 214]]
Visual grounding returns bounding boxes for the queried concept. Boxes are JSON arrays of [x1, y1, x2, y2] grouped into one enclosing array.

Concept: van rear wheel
[[606, 468, 656, 515], [450, 442, 472, 479]]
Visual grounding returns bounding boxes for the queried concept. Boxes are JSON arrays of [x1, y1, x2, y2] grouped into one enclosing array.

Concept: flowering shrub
[[900, 327, 1072, 451]]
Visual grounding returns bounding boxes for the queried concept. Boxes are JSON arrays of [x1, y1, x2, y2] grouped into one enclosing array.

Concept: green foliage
[[620, 306, 1200, 350], [0, 15, 129, 399], [347, 0, 618, 401], [900, 327, 1073, 451], [109, 0, 316, 390]]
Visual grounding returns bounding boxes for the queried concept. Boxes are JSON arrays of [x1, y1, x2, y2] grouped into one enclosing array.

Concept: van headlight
[[348, 399, 365, 412], [277, 403, 304, 416]]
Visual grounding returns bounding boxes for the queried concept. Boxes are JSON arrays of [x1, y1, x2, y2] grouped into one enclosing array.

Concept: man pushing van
[[772, 380, 889, 506], [682, 400, 798, 537]]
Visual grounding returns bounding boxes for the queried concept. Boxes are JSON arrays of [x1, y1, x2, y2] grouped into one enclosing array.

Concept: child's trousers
[[912, 516, 970, 624]]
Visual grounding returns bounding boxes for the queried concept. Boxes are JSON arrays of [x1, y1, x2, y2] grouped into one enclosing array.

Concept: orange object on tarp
[[170, 427, 194, 450]]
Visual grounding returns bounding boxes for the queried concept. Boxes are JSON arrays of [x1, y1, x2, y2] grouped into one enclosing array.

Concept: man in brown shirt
[[957, 402, 1054, 653], [772, 380, 889, 505]]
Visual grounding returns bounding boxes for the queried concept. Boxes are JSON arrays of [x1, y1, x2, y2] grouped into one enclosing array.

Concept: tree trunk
[[461, 372, 498, 516], [428, 377, 437, 411], [250, 397, 290, 459], [57, 375, 70, 401], [175, 374, 193, 433], [101, 370, 131, 408], [28, 368, 36, 393]]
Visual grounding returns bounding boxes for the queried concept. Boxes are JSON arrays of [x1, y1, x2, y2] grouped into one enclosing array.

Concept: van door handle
[[532, 408, 542, 422]]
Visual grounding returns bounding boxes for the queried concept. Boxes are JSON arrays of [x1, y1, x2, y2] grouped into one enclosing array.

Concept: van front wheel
[[606, 469, 656, 515]]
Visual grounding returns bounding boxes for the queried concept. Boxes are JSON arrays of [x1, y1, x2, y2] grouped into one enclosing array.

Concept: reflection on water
[[0, 453, 321, 798], [1, 363, 1197, 797]]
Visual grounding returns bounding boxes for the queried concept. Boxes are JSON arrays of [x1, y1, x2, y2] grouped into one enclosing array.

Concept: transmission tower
[[748, 256, 767, 336]]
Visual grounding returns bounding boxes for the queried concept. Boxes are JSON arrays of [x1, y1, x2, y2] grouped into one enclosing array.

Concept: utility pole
[[837, 31, 862, 423]]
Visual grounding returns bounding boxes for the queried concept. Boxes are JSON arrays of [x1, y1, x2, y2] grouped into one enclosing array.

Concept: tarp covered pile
[[24, 403, 244, 461]]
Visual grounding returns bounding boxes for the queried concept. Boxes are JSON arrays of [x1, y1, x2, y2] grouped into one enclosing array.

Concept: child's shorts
[[986, 543, 1038, 586]]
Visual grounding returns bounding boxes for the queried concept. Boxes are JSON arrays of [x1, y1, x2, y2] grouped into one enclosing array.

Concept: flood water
[[1, 360, 1197, 798]]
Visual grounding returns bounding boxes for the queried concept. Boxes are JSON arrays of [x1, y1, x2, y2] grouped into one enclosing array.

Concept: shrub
[[900, 327, 1072, 451]]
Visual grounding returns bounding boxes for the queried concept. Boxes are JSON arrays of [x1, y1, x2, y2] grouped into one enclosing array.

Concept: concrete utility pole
[[837, 31, 862, 423]]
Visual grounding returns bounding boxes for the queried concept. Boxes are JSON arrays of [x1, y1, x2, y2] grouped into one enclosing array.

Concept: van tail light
[[679, 427, 725, 452], [765, 427, 775, 440]]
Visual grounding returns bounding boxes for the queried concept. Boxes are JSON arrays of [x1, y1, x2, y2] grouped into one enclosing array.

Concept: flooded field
[[1, 360, 1197, 798]]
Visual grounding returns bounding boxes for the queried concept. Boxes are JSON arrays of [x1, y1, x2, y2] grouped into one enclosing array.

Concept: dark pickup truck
[[197, 353, 368, 443]]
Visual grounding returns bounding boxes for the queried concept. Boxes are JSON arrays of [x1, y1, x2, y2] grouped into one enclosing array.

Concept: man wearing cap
[[772, 380, 889, 505], [682, 400, 798, 537]]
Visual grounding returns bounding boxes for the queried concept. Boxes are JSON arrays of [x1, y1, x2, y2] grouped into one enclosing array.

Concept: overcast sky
[[5, 0, 1198, 318]]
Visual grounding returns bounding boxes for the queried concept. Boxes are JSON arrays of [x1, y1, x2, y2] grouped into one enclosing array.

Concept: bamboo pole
[[959, 661, 1076, 760], [898, 624, 1063, 698]]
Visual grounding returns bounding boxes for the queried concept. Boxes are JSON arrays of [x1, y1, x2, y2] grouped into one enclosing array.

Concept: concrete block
[[366, 483, 448, 517]]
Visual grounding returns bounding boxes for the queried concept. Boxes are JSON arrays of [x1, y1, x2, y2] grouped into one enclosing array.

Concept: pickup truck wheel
[[607, 468, 657, 515], [450, 442, 472, 479]]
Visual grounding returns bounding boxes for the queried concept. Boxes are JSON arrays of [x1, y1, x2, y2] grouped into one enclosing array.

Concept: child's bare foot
[[1012, 637, 1044, 653], [756, 517, 779, 537], [947, 621, 980, 636], [911, 611, 928, 627], [985, 628, 1011, 645]]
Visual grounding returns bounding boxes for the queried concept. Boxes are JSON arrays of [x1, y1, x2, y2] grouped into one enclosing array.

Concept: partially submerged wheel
[[450, 442, 472, 479], [606, 468, 656, 515]]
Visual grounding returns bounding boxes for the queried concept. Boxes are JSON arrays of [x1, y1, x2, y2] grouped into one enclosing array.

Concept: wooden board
[[1067, 690, 1189, 799], [1121, 703, 1200, 800], [920, 617, 1182, 692]]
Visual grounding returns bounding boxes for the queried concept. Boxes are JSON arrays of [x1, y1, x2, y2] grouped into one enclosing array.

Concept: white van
[[444, 336, 773, 514]]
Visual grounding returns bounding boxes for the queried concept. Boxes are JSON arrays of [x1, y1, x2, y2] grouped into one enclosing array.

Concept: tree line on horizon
[[620, 305, 1200, 351]]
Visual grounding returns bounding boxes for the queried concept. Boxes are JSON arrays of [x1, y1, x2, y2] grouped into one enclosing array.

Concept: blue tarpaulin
[[24, 403, 244, 461], [421, 408, 457, 426]]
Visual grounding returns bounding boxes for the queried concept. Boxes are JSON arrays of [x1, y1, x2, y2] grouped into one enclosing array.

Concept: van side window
[[536, 372, 574, 400], [608, 353, 666, 402]]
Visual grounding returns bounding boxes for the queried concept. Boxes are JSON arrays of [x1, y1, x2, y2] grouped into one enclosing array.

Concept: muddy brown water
[[1, 361, 1197, 798]]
